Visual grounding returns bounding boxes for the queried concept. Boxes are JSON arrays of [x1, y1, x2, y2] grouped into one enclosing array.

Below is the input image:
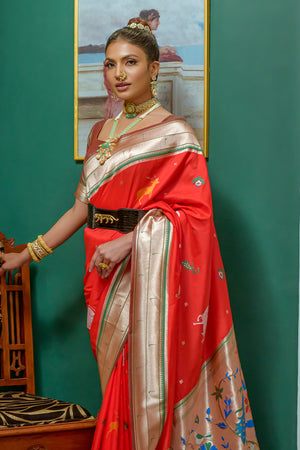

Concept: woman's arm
[[0, 199, 88, 274], [41, 199, 88, 249]]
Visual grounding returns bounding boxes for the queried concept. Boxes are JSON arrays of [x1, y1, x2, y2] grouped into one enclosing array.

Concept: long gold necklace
[[96, 101, 160, 165]]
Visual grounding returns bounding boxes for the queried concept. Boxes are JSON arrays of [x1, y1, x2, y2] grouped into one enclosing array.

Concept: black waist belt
[[87, 204, 147, 234]]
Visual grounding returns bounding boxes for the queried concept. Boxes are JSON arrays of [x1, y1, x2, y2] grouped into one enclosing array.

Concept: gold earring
[[151, 76, 158, 97], [119, 71, 127, 81], [113, 93, 117, 101]]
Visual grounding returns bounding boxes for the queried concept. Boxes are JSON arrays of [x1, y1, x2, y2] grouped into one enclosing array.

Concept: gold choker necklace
[[123, 97, 159, 118]]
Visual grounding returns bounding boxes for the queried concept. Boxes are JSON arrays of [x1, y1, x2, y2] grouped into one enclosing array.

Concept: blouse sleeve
[[75, 171, 88, 204]]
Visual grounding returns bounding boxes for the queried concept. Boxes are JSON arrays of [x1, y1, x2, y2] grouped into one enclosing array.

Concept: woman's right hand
[[0, 249, 32, 276], [89, 232, 133, 279]]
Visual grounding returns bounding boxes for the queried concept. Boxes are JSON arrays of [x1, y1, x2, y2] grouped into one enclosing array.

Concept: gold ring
[[99, 262, 109, 270]]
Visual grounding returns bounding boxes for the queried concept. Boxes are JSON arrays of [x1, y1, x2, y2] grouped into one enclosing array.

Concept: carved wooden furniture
[[0, 236, 34, 395], [0, 232, 96, 450]]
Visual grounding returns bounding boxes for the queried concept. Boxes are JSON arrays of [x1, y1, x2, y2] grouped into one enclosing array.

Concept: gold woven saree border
[[130, 212, 173, 450], [96, 256, 131, 395], [84, 120, 203, 201]]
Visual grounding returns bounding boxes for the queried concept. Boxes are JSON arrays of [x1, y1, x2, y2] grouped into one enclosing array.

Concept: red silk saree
[[76, 117, 259, 449]]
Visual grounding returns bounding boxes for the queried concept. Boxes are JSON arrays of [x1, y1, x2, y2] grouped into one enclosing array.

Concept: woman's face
[[105, 39, 159, 105], [149, 17, 160, 31]]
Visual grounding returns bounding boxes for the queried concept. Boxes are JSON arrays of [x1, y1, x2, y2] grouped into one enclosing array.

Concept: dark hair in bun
[[139, 9, 160, 21], [105, 18, 159, 63]]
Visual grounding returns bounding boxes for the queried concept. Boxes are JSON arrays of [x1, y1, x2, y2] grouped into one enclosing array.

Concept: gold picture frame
[[74, 0, 210, 160]]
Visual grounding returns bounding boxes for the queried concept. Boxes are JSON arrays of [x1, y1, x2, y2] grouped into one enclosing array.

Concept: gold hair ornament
[[127, 22, 151, 33]]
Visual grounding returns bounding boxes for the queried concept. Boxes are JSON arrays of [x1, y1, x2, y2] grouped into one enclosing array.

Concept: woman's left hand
[[89, 232, 133, 278]]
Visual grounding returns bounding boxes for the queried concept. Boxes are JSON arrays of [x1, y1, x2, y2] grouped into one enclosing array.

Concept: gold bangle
[[37, 235, 53, 254], [27, 242, 41, 263], [32, 239, 48, 260]]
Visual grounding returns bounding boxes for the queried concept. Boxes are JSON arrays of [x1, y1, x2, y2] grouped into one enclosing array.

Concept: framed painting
[[74, 0, 210, 160]]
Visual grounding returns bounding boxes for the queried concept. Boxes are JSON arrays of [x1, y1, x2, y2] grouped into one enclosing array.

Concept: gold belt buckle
[[94, 213, 119, 225]]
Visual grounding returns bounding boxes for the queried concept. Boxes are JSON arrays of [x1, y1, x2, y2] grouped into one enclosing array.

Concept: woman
[[0, 18, 259, 449]]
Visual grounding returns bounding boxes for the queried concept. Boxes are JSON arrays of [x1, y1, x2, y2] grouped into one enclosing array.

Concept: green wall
[[0, 1, 101, 415], [209, 0, 299, 448], [1, 1, 299, 448]]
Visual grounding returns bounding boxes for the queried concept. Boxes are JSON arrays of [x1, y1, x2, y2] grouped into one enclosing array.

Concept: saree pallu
[[76, 117, 259, 450]]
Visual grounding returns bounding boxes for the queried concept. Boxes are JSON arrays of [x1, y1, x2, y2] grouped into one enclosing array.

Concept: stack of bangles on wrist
[[27, 235, 53, 263]]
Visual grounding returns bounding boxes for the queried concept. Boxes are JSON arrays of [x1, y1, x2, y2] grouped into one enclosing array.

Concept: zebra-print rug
[[0, 391, 94, 428]]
